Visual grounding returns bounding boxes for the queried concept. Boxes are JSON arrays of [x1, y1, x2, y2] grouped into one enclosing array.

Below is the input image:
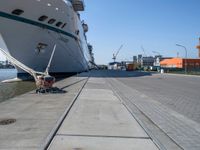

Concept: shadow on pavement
[[79, 70, 154, 78], [60, 78, 87, 90]]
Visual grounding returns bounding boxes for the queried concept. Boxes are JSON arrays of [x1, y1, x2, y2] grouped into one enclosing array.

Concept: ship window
[[12, 9, 24, 15], [61, 23, 67, 29], [48, 19, 56, 24], [75, 30, 79, 35], [56, 22, 63, 27], [77, 13, 80, 19], [38, 15, 48, 21]]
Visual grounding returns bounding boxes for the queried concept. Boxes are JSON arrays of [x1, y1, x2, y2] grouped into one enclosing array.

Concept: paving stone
[[107, 74, 200, 150], [48, 74, 158, 150]]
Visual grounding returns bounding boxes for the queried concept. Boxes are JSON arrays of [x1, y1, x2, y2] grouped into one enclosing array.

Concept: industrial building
[[142, 56, 155, 67], [108, 62, 121, 70], [137, 55, 165, 67], [160, 58, 200, 70]]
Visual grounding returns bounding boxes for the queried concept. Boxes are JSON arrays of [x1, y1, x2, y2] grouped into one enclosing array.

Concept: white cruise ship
[[0, 0, 92, 78]]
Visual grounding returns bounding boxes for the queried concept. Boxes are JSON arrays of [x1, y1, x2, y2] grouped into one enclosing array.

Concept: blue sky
[[0, 0, 200, 64], [82, 0, 200, 64]]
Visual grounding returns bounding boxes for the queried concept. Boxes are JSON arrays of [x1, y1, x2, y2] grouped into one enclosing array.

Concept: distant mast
[[196, 37, 200, 58]]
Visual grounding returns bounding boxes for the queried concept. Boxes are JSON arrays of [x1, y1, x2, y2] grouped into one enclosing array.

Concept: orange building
[[160, 58, 200, 70]]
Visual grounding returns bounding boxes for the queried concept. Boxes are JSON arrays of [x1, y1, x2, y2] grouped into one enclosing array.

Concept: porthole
[[38, 15, 48, 21], [48, 19, 56, 24], [61, 23, 67, 29], [56, 22, 63, 27], [12, 9, 24, 15], [75, 30, 79, 35]]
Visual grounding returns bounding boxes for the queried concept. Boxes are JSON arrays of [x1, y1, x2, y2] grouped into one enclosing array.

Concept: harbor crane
[[141, 45, 147, 57], [112, 45, 123, 62]]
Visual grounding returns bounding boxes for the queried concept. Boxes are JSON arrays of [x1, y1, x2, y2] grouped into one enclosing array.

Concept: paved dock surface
[[48, 70, 200, 150], [0, 75, 88, 150], [48, 74, 158, 150], [103, 70, 200, 150], [1, 70, 200, 150]]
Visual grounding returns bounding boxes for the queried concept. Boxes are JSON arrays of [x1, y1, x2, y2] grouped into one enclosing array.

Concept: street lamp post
[[176, 44, 188, 74]]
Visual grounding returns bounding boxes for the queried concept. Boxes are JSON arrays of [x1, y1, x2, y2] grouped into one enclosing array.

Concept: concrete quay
[[0, 71, 159, 150], [48, 70, 200, 150], [1, 70, 200, 150], [0, 74, 88, 150], [48, 73, 158, 150]]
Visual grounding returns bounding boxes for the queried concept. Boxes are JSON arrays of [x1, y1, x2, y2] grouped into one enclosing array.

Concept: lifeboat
[[82, 23, 88, 32], [71, 0, 85, 11]]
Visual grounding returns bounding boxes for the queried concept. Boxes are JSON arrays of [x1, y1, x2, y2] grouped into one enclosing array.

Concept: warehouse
[[160, 58, 200, 70]]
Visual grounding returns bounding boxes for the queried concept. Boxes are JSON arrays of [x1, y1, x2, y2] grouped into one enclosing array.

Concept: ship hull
[[0, 0, 90, 78]]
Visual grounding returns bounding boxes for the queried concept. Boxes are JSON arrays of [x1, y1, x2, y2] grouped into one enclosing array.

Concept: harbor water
[[0, 69, 35, 103]]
